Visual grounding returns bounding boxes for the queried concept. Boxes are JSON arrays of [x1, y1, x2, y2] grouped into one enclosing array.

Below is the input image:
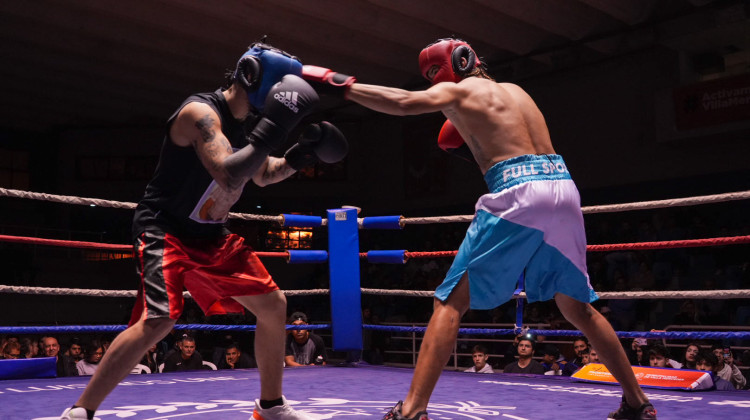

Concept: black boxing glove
[[301, 65, 356, 99], [246, 74, 320, 151], [284, 122, 349, 171]]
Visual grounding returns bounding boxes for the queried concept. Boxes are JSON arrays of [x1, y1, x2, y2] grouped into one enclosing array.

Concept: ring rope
[[3, 187, 748, 225], [354, 235, 750, 261], [360, 288, 750, 300], [0, 187, 283, 223], [0, 324, 332, 335], [362, 325, 750, 339], [399, 190, 750, 224], [1, 286, 748, 300], [0, 285, 329, 298]]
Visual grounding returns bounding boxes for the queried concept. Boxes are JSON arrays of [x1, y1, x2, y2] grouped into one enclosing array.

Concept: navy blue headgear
[[233, 43, 303, 111]]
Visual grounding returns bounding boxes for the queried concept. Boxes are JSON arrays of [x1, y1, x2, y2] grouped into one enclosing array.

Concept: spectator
[[680, 342, 702, 370], [66, 338, 84, 363], [42, 336, 78, 377], [76, 340, 104, 376], [285, 312, 326, 367], [648, 345, 670, 368], [502, 333, 523, 368], [218, 342, 257, 370], [570, 338, 589, 366], [695, 350, 736, 391], [540, 344, 566, 375], [162, 335, 203, 372], [2, 341, 21, 359], [19, 337, 38, 359], [589, 347, 601, 363], [138, 344, 158, 374], [464, 345, 493, 373], [626, 338, 648, 366], [711, 344, 746, 390], [503, 337, 544, 374], [580, 348, 591, 365]]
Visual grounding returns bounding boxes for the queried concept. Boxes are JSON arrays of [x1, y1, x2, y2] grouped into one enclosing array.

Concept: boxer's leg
[[400, 274, 470, 418]]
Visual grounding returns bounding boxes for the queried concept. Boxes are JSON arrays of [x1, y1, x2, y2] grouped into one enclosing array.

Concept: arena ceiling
[[1, 0, 748, 133]]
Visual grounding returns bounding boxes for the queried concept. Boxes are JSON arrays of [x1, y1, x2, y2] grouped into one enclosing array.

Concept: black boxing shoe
[[382, 401, 429, 420], [607, 397, 657, 420]]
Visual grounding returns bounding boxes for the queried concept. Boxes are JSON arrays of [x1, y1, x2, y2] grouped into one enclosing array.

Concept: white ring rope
[[1, 285, 747, 300], [0, 285, 329, 298], [361, 288, 750, 299], [0, 188, 282, 224], [2, 187, 749, 225], [399, 190, 750, 224]]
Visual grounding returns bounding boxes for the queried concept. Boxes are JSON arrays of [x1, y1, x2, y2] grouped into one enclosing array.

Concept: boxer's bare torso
[[349, 76, 555, 174]]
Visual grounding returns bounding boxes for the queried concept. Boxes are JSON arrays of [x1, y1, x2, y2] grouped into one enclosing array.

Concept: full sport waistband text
[[502, 161, 569, 182]]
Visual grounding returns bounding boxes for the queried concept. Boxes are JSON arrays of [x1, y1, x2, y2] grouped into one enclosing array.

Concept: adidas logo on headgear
[[274, 91, 299, 113]]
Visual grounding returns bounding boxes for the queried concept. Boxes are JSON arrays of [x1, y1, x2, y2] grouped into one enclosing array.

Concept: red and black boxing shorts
[[128, 229, 279, 326]]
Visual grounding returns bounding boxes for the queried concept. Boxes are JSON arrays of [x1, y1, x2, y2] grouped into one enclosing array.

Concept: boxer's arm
[[171, 102, 249, 191], [347, 82, 459, 116], [251, 156, 297, 187]]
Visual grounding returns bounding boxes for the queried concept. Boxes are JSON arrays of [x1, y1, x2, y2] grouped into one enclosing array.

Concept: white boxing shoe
[[59, 407, 100, 420], [252, 396, 315, 420]]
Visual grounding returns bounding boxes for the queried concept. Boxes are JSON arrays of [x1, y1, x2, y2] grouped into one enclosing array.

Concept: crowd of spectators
[[459, 334, 750, 392], [0, 310, 327, 378]]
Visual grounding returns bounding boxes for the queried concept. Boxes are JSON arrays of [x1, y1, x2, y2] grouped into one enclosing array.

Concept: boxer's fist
[[302, 65, 356, 98], [284, 122, 348, 170], [438, 119, 473, 162], [246, 75, 319, 151]]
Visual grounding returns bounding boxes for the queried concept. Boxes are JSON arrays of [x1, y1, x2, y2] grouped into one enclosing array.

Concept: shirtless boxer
[[59, 42, 347, 420], [302, 38, 656, 420]]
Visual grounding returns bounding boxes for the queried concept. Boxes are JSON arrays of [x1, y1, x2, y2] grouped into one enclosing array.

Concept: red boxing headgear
[[419, 38, 481, 85]]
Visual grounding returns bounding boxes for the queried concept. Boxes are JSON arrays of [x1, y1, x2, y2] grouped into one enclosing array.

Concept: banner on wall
[[572, 363, 714, 390], [673, 73, 750, 130]]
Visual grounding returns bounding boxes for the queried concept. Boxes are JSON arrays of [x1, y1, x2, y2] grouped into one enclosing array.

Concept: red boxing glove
[[302, 65, 356, 99], [438, 120, 473, 162]]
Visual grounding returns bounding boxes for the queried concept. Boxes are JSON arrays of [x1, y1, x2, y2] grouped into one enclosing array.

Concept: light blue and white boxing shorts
[[435, 154, 598, 310]]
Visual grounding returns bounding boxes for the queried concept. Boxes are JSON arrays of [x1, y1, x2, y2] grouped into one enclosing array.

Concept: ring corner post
[[326, 208, 363, 352]]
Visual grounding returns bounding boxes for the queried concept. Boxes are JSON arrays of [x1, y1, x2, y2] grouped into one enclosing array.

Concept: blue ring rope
[[0, 324, 331, 334], [362, 325, 750, 339]]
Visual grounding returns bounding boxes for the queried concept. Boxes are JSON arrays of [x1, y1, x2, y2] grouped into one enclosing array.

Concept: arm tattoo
[[195, 115, 217, 143], [263, 158, 296, 182]]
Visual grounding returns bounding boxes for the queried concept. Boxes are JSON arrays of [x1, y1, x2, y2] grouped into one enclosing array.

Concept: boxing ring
[[1, 187, 750, 419]]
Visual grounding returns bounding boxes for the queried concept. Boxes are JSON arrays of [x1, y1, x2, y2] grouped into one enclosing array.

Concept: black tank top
[[132, 90, 252, 239]]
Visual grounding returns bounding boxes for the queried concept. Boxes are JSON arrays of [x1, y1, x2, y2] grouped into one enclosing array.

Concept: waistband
[[484, 154, 572, 193]]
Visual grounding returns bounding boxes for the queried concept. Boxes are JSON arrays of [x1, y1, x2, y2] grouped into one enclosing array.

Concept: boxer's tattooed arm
[[193, 113, 235, 184], [196, 115, 216, 142], [255, 157, 296, 186]]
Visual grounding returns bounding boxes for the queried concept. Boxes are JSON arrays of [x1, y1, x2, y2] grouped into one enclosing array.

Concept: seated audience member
[[589, 347, 601, 363], [503, 333, 523, 369], [65, 337, 84, 363], [285, 312, 327, 367], [42, 336, 78, 377], [562, 348, 589, 376], [19, 337, 39, 359], [540, 344, 566, 375], [2, 341, 22, 359], [218, 342, 257, 370], [136, 344, 159, 374], [680, 342, 701, 370], [464, 345, 494, 373], [626, 338, 648, 366], [76, 340, 104, 376], [695, 350, 737, 391], [503, 337, 544, 374], [648, 345, 671, 368], [163, 335, 203, 372], [570, 337, 589, 367], [711, 344, 747, 390]]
